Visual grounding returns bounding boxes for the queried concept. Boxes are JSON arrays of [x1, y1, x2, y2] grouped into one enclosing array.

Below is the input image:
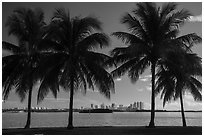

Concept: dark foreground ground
[[3, 126, 202, 135]]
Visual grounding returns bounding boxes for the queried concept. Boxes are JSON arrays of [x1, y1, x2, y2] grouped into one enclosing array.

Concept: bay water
[[2, 112, 202, 128]]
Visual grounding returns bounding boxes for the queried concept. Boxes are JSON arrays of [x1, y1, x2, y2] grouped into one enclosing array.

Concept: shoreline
[[3, 110, 202, 113], [3, 126, 202, 135]]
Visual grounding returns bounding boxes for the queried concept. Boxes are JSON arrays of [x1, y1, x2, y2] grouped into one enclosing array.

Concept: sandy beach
[[2, 126, 202, 135]]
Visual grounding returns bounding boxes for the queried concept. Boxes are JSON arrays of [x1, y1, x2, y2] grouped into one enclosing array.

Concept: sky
[[2, 2, 202, 110]]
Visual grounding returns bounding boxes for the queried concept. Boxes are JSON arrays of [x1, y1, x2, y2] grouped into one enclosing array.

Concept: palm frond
[[121, 13, 147, 40], [112, 32, 144, 44], [128, 57, 150, 83], [2, 55, 23, 86], [52, 8, 70, 22], [77, 16, 102, 34], [45, 21, 71, 49], [78, 33, 109, 50], [37, 53, 66, 103], [79, 63, 95, 91], [59, 60, 75, 91], [190, 77, 202, 91], [34, 8, 45, 25], [160, 3, 177, 19], [15, 66, 31, 102], [187, 81, 202, 101], [155, 66, 170, 95], [6, 12, 27, 40], [164, 29, 179, 40], [3, 59, 25, 101], [133, 2, 160, 41], [76, 65, 87, 95], [82, 51, 112, 68], [110, 47, 128, 57], [161, 77, 176, 107], [107, 53, 132, 68], [160, 8, 191, 36], [37, 64, 61, 103], [37, 39, 65, 52], [176, 33, 202, 50], [184, 53, 202, 76], [169, 9, 192, 28], [2, 41, 20, 54], [111, 57, 139, 79], [86, 62, 115, 99]]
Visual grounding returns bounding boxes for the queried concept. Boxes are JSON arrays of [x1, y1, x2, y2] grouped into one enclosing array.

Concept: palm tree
[[2, 8, 46, 128], [155, 50, 202, 127], [36, 8, 115, 129], [110, 2, 200, 127]]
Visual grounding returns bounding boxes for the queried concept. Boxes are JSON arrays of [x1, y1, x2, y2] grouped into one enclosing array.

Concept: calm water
[[2, 112, 202, 128]]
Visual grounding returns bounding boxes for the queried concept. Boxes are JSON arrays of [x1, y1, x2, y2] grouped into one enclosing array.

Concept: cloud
[[164, 101, 181, 110], [164, 94, 202, 109], [183, 93, 202, 107], [167, 101, 179, 107], [144, 75, 152, 78], [185, 99, 202, 107], [187, 15, 202, 22], [139, 75, 151, 82], [146, 86, 152, 91], [115, 78, 122, 81], [139, 78, 149, 82], [184, 94, 194, 100]]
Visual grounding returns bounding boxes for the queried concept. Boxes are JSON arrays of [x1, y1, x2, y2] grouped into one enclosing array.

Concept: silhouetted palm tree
[[36, 8, 115, 129], [156, 50, 202, 127], [3, 8, 46, 128], [110, 2, 200, 127]]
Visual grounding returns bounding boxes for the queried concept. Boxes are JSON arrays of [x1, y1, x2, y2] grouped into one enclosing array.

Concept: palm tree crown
[[38, 8, 114, 101], [3, 7, 46, 101], [156, 52, 202, 106]]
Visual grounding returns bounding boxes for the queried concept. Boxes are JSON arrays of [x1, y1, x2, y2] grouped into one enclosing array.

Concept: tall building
[[136, 102, 140, 109], [130, 104, 133, 109], [91, 104, 94, 109], [100, 103, 105, 109], [139, 102, 144, 110], [111, 103, 116, 109], [133, 102, 137, 108]]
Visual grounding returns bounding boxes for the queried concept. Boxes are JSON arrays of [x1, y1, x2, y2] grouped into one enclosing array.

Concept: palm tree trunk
[[148, 62, 156, 128], [179, 91, 187, 127], [67, 75, 74, 129], [24, 85, 33, 129]]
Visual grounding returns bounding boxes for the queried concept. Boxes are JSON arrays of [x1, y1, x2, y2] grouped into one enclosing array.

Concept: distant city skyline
[[87, 101, 145, 110], [2, 2, 202, 111]]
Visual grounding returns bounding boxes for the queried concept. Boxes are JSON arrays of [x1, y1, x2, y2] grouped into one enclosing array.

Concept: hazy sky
[[2, 2, 202, 110]]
